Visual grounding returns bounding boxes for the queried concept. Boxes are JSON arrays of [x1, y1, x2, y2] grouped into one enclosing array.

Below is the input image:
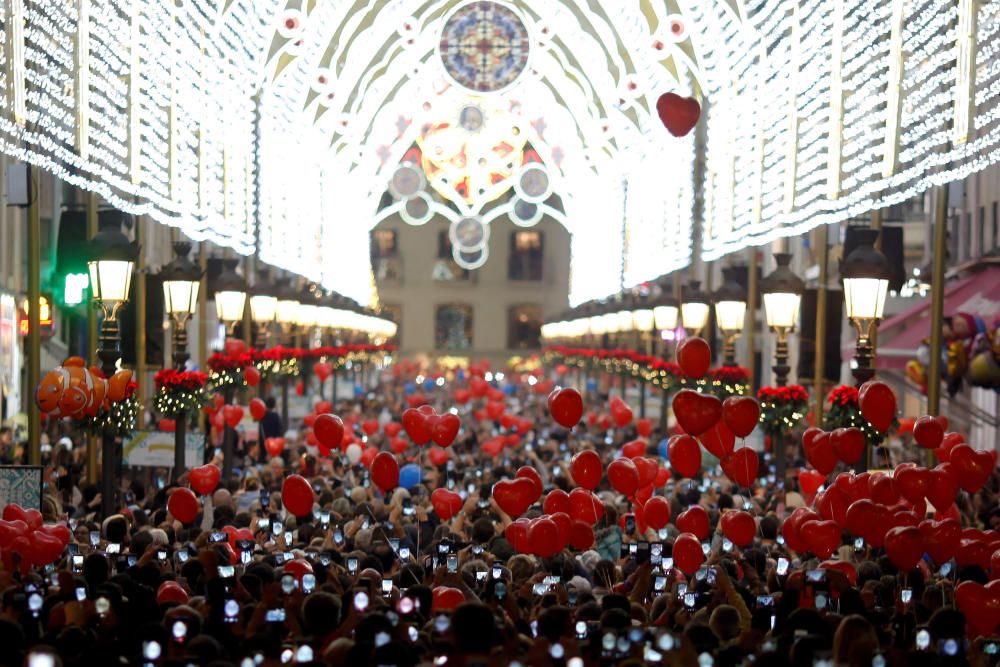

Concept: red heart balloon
[[815, 487, 848, 527], [427, 447, 450, 466], [699, 421, 735, 460], [544, 489, 571, 515], [722, 396, 759, 438], [799, 469, 825, 496], [549, 512, 573, 550], [167, 488, 200, 524], [833, 471, 870, 504], [672, 390, 723, 437], [720, 510, 757, 547], [282, 474, 315, 517], [39, 523, 71, 547], [673, 532, 705, 574], [243, 366, 261, 387], [222, 404, 244, 428], [894, 465, 931, 505], [802, 427, 825, 450], [622, 439, 646, 459], [885, 525, 924, 571], [830, 427, 865, 465], [913, 415, 945, 449], [249, 398, 266, 421], [858, 380, 896, 432], [804, 432, 838, 475], [568, 488, 603, 525], [656, 92, 701, 137], [608, 396, 634, 428], [384, 421, 402, 437], [431, 413, 461, 447], [676, 337, 711, 378], [402, 408, 431, 446], [820, 560, 858, 586], [223, 338, 246, 357], [313, 362, 334, 382], [528, 517, 562, 558], [361, 419, 379, 436], [189, 464, 221, 496], [950, 445, 993, 493], [919, 518, 961, 564], [636, 418, 653, 438], [675, 505, 710, 540], [608, 458, 640, 497], [452, 389, 471, 405], [634, 457, 658, 489], [492, 478, 537, 517], [505, 518, 531, 552], [868, 472, 899, 505], [668, 435, 702, 478], [30, 531, 65, 566], [431, 488, 463, 521], [515, 466, 544, 501], [801, 519, 841, 559], [432, 586, 465, 612], [371, 452, 400, 492], [570, 450, 602, 490], [314, 414, 345, 453], [390, 437, 408, 454], [955, 580, 1000, 637], [264, 437, 285, 458], [720, 448, 758, 487], [643, 497, 671, 530], [569, 520, 595, 550], [927, 465, 959, 512], [783, 507, 821, 553]]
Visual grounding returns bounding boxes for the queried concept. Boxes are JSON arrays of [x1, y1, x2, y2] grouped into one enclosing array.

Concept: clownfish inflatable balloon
[[36, 357, 133, 419]]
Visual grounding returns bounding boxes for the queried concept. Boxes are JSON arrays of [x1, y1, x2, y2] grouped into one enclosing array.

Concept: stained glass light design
[[439, 2, 530, 93]]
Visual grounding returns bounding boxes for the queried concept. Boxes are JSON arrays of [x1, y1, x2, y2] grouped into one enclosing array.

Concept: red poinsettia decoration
[[154, 369, 209, 392]]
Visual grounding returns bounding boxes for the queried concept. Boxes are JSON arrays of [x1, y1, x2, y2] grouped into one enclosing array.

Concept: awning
[[868, 267, 1000, 369]]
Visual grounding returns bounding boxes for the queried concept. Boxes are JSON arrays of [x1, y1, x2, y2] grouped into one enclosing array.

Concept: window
[[371, 230, 402, 284], [507, 304, 542, 349], [509, 231, 543, 281], [433, 232, 470, 281], [435, 304, 473, 350]]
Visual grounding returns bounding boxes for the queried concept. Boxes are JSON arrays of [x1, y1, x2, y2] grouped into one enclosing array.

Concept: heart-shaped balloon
[[799, 469, 825, 496], [643, 497, 671, 530], [432, 586, 466, 612], [569, 520, 595, 550], [804, 432, 838, 475], [801, 519, 841, 559], [492, 478, 538, 517], [313, 362, 334, 382], [885, 525, 924, 571], [249, 398, 266, 421], [927, 465, 959, 512], [720, 510, 756, 547], [720, 447, 758, 487], [913, 415, 945, 449], [529, 517, 563, 558], [673, 532, 705, 574], [544, 489, 571, 515], [656, 92, 701, 137], [222, 404, 244, 429], [505, 519, 531, 552], [636, 418, 653, 438], [699, 421, 735, 460], [894, 465, 931, 506], [571, 450, 603, 490], [955, 580, 1000, 637], [668, 435, 702, 478], [621, 439, 646, 459], [361, 419, 379, 436], [515, 466, 544, 502], [189, 464, 221, 496], [431, 488, 463, 521], [950, 445, 993, 494], [243, 366, 261, 387], [608, 396, 633, 428], [568, 488, 603, 525], [868, 472, 899, 506], [782, 507, 821, 553], [314, 413, 345, 454], [722, 396, 759, 438], [223, 338, 246, 357], [384, 421, 402, 437], [402, 408, 431, 446], [676, 337, 711, 379], [370, 451, 400, 492], [830, 427, 865, 465], [815, 487, 848, 527], [672, 390, 722, 437], [167, 488, 200, 524], [264, 437, 285, 458], [858, 380, 896, 432], [282, 474, 315, 517], [919, 518, 961, 564], [675, 505, 710, 540], [431, 413, 461, 447], [608, 458, 640, 497], [427, 447, 451, 466]]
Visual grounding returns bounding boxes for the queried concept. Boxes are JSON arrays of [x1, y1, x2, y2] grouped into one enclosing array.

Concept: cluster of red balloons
[[402, 406, 461, 448], [203, 395, 245, 431], [801, 426, 865, 474], [0, 504, 71, 573], [667, 389, 760, 487]]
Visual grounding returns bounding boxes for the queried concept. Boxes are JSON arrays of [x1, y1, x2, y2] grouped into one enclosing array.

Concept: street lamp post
[[714, 267, 748, 366], [653, 292, 680, 434], [213, 259, 247, 483], [681, 282, 711, 337], [761, 252, 804, 483], [632, 297, 655, 418], [840, 228, 891, 387], [275, 283, 301, 427], [160, 241, 202, 481], [87, 226, 138, 518]]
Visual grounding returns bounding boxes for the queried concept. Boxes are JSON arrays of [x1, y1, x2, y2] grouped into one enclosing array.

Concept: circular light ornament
[[458, 104, 486, 132], [401, 192, 433, 226], [389, 163, 426, 199], [453, 245, 489, 270], [450, 216, 489, 252], [277, 8, 305, 38], [665, 14, 688, 42], [509, 198, 542, 227], [311, 68, 334, 94], [514, 163, 552, 203], [439, 1, 531, 94]]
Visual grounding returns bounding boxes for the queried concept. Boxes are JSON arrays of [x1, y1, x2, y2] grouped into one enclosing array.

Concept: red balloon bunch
[[506, 513, 596, 556], [402, 406, 461, 447], [0, 504, 70, 573]]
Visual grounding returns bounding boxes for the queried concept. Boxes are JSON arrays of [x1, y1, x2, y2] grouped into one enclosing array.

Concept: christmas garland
[[78, 379, 140, 438], [209, 343, 397, 390], [153, 369, 209, 419], [822, 384, 896, 447], [757, 385, 809, 436]]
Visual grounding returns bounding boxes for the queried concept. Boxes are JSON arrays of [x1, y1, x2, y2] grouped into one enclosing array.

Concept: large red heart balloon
[[676, 337, 711, 379], [815, 487, 848, 527], [783, 507, 821, 553], [568, 488, 603, 524], [636, 418, 653, 438], [608, 396, 633, 428], [515, 466, 544, 501], [868, 472, 899, 505], [919, 518, 961, 564], [656, 92, 701, 137], [955, 580, 1000, 637], [804, 432, 838, 475], [431, 488, 463, 521], [264, 437, 285, 458], [722, 396, 759, 438], [29, 531, 65, 566], [167, 487, 199, 524], [370, 452, 400, 492], [634, 457, 658, 488], [927, 465, 959, 512], [622, 439, 646, 459], [673, 532, 705, 574], [361, 419, 379, 436], [720, 447, 758, 487], [830, 427, 865, 465], [313, 362, 334, 382], [544, 489, 571, 515], [571, 450, 603, 490], [643, 497, 671, 530], [223, 338, 245, 357], [505, 519, 531, 552], [282, 474, 315, 517], [243, 366, 261, 387], [894, 465, 931, 506], [493, 478, 537, 517], [427, 447, 451, 466], [189, 464, 221, 496], [431, 413, 461, 447], [720, 510, 756, 547], [858, 381, 896, 432], [529, 517, 563, 558], [569, 520, 595, 550], [885, 525, 924, 571], [950, 445, 993, 493], [249, 398, 266, 421], [913, 415, 945, 449], [668, 435, 702, 478], [799, 469, 825, 496], [833, 471, 870, 504], [401, 408, 431, 446], [314, 413, 346, 452], [675, 505, 710, 540], [801, 519, 841, 559], [384, 421, 402, 437], [699, 422, 735, 460], [222, 405, 244, 429], [608, 458, 640, 497], [672, 390, 722, 437]]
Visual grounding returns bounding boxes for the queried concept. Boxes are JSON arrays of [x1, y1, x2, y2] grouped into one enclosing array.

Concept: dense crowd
[[8, 365, 1000, 667]]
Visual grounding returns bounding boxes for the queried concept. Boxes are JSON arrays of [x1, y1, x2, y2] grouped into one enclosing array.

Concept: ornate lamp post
[[159, 241, 202, 480], [275, 282, 301, 426], [713, 268, 748, 366], [631, 296, 655, 418], [87, 226, 138, 518], [250, 286, 278, 350], [213, 259, 247, 483], [840, 229, 891, 387], [760, 252, 804, 483], [681, 282, 711, 337]]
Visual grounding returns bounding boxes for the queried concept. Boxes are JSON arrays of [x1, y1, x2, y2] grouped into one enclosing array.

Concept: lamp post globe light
[[653, 292, 679, 351], [274, 282, 301, 426], [681, 281, 711, 337], [250, 286, 278, 348], [87, 224, 139, 519], [760, 253, 805, 387], [713, 267, 748, 366], [840, 228, 891, 387], [159, 241, 203, 480], [212, 258, 247, 482]]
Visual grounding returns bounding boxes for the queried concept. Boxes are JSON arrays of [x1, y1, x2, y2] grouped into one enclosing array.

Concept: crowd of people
[[10, 363, 1000, 667]]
